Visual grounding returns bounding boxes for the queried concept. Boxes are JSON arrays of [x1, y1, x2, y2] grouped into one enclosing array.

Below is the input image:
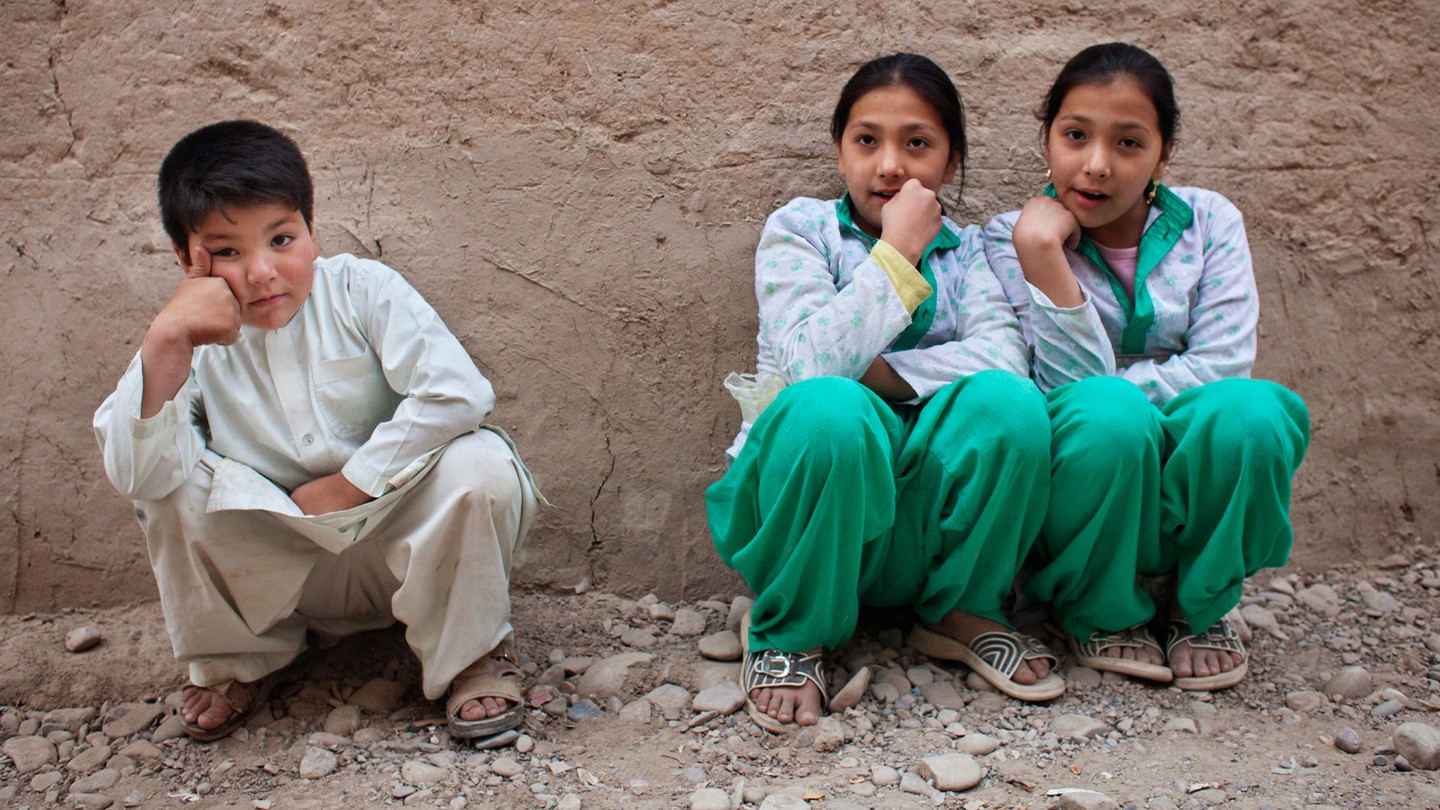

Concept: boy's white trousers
[[135, 428, 540, 700]]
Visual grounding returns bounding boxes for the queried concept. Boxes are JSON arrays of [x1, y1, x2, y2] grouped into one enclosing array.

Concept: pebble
[[44, 707, 96, 734], [1056, 791, 1120, 810], [31, 771, 64, 792], [1334, 727, 1362, 754], [693, 681, 745, 715], [577, 652, 655, 698], [67, 743, 112, 773], [556, 796, 579, 810], [872, 764, 901, 786], [1051, 714, 1109, 741], [71, 767, 120, 793], [955, 733, 999, 755], [349, 678, 406, 713], [68, 793, 114, 810], [298, 746, 337, 779], [1324, 666, 1372, 700], [726, 596, 753, 633], [490, 756, 524, 778], [1164, 717, 1198, 734], [1284, 691, 1329, 713], [899, 770, 939, 798], [65, 625, 104, 652], [150, 714, 187, 742], [561, 656, 595, 675], [402, 760, 450, 785], [323, 705, 362, 736], [567, 699, 603, 721], [618, 698, 653, 726], [1067, 666, 1102, 690], [1371, 700, 1404, 718], [1394, 722, 1440, 769], [620, 627, 658, 648], [643, 683, 691, 720], [697, 630, 742, 661], [690, 787, 730, 810], [758, 795, 808, 809], [919, 680, 966, 710], [671, 608, 707, 637], [917, 752, 982, 790], [812, 715, 850, 752], [1295, 584, 1341, 617], [102, 703, 165, 739], [1239, 604, 1285, 639]]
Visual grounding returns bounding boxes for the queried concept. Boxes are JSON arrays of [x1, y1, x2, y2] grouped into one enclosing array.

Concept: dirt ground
[[4, 550, 1440, 810]]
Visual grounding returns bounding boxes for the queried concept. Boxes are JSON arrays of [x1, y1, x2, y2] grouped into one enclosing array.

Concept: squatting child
[[984, 43, 1310, 690], [706, 53, 1063, 734], [94, 120, 541, 744]]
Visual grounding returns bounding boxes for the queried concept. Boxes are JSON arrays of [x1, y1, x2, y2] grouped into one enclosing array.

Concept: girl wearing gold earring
[[984, 43, 1310, 691]]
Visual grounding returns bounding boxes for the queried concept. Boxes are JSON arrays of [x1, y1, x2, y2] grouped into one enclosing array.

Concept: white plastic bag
[[722, 371, 786, 424]]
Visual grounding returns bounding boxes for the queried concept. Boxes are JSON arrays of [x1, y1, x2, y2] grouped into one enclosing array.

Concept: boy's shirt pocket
[[311, 352, 404, 441]]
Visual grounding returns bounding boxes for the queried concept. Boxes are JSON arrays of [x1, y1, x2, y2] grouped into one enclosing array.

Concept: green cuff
[[872, 240, 934, 314]]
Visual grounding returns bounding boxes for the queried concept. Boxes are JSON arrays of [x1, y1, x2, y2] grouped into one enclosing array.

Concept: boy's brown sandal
[[446, 644, 525, 742], [180, 676, 277, 742]]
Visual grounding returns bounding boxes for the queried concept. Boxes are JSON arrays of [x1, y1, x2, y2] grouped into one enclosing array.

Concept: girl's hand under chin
[[1013, 195, 1082, 253], [1011, 195, 1086, 308], [879, 178, 944, 266]]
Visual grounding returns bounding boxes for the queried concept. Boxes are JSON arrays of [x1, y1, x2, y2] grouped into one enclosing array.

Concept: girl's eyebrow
[[1059, 112, 1154, 133], [848, 119, 940, 133]]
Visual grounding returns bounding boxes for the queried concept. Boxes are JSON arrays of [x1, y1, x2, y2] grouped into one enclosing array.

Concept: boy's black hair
[[1036, 42, 1180, 148], [830, 53, 968, 183], [158, 120, 314, 250]]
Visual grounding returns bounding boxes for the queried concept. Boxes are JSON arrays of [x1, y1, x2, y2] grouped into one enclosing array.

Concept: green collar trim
[[1042, 183, 1194, 354], [837, 194, 956, 352]]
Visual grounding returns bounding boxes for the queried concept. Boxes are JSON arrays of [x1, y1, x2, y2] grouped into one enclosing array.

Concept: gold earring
[[1044, 167, 1052, 180], [1146, 180, 1158, 204]]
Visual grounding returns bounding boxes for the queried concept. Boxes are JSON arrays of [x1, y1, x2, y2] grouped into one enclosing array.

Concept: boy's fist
[[155, 246, 242, 349]]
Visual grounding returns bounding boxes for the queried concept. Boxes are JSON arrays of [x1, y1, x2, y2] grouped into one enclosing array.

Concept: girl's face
[[1043, 76, 1171, 248], [836, 84, 960, 238]]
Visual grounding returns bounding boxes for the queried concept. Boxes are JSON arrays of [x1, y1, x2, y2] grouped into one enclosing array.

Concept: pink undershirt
[[1093, 241, 1140, 303]]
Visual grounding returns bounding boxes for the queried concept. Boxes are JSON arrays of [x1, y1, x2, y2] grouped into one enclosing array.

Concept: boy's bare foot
[[748, 649, 825, 727], [926, 611, 1051, 683]]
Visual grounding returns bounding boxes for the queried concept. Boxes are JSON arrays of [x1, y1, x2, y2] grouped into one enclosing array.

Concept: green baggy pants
[[706, 371, 1051, 654], [1029, 375, 1310, 639]]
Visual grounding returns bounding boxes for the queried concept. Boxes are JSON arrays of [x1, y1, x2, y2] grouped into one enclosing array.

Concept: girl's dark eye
[[857, 134, 876, 145], [908, 138, 928, 148], [1120, 138, 1142, 149]]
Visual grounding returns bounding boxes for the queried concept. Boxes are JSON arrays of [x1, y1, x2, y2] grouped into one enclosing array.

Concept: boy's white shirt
[[729, 196, 1027, 458], [94, 253, 494, 506], [983, 187, 1259, 405]]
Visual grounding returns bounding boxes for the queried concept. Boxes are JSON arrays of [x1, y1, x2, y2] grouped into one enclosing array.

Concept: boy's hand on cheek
[[291, 471, 373, 516], [151, 247, 242, 351]]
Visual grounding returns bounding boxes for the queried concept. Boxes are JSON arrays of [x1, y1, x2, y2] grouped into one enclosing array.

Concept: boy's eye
[[210, 247, 238, 258], [272, 234, 295, 247]]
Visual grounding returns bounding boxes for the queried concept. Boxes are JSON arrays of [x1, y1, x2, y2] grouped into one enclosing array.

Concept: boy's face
[[174, 202, 318, 331]]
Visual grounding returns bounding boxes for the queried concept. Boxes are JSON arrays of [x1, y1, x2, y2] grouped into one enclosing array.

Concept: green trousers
[[1029, 376, 1310, 639], [706, 371, 1051, 654]]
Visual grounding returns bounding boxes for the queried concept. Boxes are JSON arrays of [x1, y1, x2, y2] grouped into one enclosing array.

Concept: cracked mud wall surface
[[2, 0, 1437, 611]]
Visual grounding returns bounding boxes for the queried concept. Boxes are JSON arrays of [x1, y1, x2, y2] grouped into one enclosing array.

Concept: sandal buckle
[[756, 651, 794, 678]]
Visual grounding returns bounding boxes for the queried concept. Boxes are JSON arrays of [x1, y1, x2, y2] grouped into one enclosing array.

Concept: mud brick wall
[[3, 0, 1436, 609]]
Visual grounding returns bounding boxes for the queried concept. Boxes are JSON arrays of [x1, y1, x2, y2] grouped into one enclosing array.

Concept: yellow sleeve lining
[[871, 240, 934, 314]]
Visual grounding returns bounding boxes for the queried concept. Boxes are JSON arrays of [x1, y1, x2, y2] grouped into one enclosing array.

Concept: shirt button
[[302, 434, 315, 446]]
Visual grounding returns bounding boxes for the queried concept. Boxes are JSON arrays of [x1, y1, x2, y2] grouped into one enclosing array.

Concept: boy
[[93, 120, 540, 745]]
